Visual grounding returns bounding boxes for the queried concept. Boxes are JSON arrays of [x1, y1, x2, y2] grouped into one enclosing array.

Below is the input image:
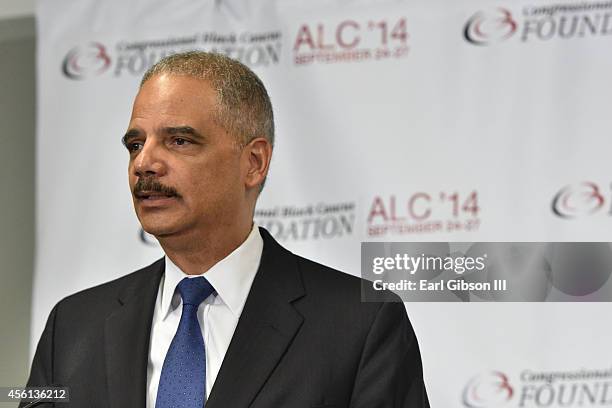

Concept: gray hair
[[141, 51, 274, 148]]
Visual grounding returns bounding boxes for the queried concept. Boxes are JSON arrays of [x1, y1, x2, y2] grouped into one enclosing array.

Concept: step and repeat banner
[[35, 0, 612, 406]]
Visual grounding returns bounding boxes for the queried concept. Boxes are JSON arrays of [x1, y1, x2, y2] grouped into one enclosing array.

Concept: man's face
[[125, 74, 246, 238]]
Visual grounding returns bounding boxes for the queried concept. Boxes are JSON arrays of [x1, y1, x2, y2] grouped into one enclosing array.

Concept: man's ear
[[243, 137, 273, 190]]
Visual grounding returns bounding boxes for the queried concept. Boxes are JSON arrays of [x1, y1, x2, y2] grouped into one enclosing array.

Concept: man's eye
[[173, 138, 191, 146], [127, 142, 143, 152]]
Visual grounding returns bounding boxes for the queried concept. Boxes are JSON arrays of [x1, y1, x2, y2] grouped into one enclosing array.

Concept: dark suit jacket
[[23, 228, 429, 407]]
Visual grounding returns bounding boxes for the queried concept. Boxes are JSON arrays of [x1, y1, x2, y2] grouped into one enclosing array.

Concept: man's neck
[[158, 221, 253, 275]]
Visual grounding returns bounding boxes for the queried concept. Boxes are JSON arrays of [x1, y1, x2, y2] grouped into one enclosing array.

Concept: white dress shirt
[[146, 225, 263, 408]]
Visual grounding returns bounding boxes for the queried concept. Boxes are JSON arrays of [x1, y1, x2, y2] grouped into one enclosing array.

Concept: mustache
[[133, 177, 180, 198]]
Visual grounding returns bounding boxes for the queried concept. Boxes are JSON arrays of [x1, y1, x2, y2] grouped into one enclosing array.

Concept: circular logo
[[549, 243, 612, 296], [464, 9, 517, 45], [62, 42, 111, 80], [463, 371, 513, 408], [552, 182, 605, 219]]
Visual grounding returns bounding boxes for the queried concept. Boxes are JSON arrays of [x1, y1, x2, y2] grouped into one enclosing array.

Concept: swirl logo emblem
[[463, 371, 514, 408], [62, 43, 111, 80], [464, 9, 517, 45], [552, 182, 605, 219]]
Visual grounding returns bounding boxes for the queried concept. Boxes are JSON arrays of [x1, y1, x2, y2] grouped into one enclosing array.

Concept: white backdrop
[[35, 0, 612, 406]]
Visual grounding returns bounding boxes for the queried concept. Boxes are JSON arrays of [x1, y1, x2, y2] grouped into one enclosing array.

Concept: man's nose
[[132, 139, 167, 177]]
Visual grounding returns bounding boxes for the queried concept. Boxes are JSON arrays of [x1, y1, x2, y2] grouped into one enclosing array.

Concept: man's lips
[[135, 191, 177, 200], [134, 191, 179, 207]]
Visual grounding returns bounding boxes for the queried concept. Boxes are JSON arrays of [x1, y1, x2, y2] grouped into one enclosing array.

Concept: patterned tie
[[156, 277, 215, 408]]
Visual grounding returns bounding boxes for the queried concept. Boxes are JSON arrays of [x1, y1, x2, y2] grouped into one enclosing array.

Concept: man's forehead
[[131, 75, 218, 119], [137, 73, 217, 102]]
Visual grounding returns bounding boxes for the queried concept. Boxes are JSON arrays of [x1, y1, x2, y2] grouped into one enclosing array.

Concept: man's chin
[[140, 222, 181, 238]]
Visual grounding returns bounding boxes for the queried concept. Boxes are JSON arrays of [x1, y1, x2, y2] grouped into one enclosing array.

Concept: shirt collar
[[160, 224, 263, 320]]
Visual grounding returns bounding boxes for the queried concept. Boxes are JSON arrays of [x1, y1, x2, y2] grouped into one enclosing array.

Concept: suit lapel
[[206, 228, 305, 408], [105, 258, 164, 408]]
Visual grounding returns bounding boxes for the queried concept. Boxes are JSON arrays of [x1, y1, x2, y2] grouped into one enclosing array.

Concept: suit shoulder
[[294, 255, 360, 289], [56, 257, 164, 309], [294, 254, 402, 307], [290, 254, 410, 345]]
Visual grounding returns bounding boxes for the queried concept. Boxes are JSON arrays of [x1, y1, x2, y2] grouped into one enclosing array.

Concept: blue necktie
[[156, 277, 215, 408]]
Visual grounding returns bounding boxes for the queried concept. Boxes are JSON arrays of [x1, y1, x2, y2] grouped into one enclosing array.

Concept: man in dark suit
[[23, 51, 429, 407]]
